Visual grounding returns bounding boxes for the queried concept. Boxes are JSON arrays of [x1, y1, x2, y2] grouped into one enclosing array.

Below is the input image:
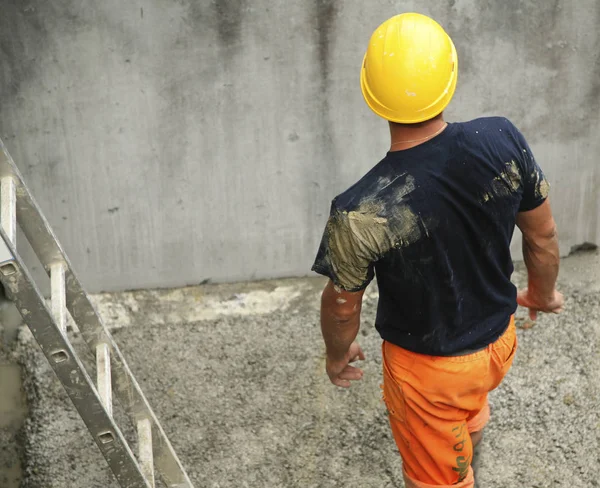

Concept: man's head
[[360, 13, 458, 124]]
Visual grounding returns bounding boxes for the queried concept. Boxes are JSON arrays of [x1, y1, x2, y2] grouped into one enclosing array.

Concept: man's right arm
[[516, 199, 564, 320]]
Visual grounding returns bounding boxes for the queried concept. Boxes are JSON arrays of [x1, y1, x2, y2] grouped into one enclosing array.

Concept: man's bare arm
[[516, 199, 564, 319], [320, 280, 366, 387]]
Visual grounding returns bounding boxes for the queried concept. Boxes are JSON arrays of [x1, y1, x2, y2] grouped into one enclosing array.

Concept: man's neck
[[389, 115, 447, 151]]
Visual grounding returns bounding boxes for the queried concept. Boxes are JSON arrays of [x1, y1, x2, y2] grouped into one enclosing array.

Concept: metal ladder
[[0, 138, 194, 488]]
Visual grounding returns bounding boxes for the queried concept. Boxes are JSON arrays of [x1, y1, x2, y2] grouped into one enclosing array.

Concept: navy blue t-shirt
[[312, 117, 549, 355]]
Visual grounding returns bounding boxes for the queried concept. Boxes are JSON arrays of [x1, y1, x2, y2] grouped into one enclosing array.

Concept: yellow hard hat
[[360, 13, 458, 124]]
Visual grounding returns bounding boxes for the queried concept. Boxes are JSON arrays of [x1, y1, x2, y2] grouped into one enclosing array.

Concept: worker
[[312, 13, 563, 488]]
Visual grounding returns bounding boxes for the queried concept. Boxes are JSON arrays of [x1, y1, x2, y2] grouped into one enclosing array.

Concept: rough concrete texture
[[1, 0, 599, 292], [0, 292, 28, 487], [10, 250, 600, 487], [0, 360, 26, 488]]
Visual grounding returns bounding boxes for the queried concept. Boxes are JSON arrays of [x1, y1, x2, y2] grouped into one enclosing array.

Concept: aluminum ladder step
[[0, 138, 194, 488]]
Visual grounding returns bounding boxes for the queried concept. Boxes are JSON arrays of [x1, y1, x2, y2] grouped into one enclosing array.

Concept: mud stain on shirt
[[491, 160, 522, 197], [536, 177, 550, 199], [325, 182, 423, 290], [482, 160, 522, 203]]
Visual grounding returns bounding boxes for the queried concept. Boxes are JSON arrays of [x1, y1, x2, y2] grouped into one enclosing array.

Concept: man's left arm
[[320, 279, 366, 388]]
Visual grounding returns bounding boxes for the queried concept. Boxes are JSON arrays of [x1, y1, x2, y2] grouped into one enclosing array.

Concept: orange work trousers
[[382, 317, 517, 487]]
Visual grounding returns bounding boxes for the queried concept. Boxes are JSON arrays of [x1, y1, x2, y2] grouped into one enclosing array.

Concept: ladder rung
[[50, 262, 67, 333], [1, 176, 16, 245], [97, 343, 113, 417], [137, 418, 155, 488]]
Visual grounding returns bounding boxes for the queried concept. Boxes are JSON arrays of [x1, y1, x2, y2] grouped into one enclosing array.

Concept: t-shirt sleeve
[[509, 121, 550, 212], [311, 200, 377, 292]]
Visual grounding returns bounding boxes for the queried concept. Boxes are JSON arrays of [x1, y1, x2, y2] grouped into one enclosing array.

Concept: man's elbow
[[523, 222, 558, 246], [320, 284, 362, 323], [522, 225, 560, 262], [321, 297, 356, 323], [325, 307, 359, 324], [544, 223, 559, 240]]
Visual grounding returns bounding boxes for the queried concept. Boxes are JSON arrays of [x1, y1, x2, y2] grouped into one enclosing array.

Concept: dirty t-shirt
[[312, 117, 549, 355]]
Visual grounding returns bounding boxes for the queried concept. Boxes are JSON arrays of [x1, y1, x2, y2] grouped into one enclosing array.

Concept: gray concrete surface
[[0, 360, 26, 488], [9, 250, 600, 487], [1, 0, 599, 292]]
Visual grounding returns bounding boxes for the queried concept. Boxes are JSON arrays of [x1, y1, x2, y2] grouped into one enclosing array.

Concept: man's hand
[[517, 288, 564, 321], [326, 342, 365, 388]]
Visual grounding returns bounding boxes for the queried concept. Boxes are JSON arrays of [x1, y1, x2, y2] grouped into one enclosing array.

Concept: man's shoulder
[[454, 117, 526, 152], [331, 156, 410, 213], [330, 157, 386, 211], [457, 116, 519, 134]]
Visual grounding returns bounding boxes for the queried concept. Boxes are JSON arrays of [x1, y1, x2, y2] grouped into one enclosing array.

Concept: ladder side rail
[[0, 229, 151, 488]]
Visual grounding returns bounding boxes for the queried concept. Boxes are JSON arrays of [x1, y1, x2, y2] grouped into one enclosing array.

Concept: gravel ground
[[10, 250, 600, 487]]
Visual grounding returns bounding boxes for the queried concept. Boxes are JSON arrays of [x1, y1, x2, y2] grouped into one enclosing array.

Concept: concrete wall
[[0, 0, 598, 292]]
